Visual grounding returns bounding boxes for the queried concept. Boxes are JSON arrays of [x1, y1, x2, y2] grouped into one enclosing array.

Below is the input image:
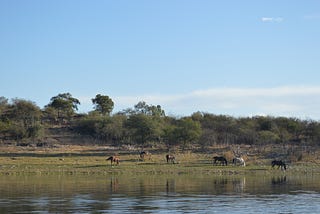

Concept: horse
[[106, 156, 120, 166], [166, 154, 175, 164], [271, 160, 287, 170], [232, 157, 246, 167], [139, 151, 151, 161], [213, 156, 228, 166]]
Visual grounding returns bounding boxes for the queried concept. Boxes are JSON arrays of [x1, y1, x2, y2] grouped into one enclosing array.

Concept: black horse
[[166, 154, 175, 164], [139, 151, 151, 161], [271, 160, 287, 170], [213, 156, 228, 166]]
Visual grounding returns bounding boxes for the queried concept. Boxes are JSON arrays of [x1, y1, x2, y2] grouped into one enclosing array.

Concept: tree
[[46, 93, 80, 124], [9, 99, 41, 128], [96, 114, 127, 146], [6, 99, 42, 140], [0, 96, 8, 114], [237, 117, 258, 145], [125, 114, 158, 149], [0, 97, 9, 134], [162, 118, 180, 151], [200, 114, 238, 145], [133, 101, 165, 117], [92, 94, 114, 116], [175, 117, 202, 150]]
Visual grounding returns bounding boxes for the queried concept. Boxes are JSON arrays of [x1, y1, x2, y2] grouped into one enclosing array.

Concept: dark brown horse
[[106, 156, 120, 166], [139, 151, 151, 161], [166, 154, 175, 164], [271, 160, 287, 170], [213, 156, 228, 166]]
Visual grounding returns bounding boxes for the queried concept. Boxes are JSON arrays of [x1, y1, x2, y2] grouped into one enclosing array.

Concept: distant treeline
[[1, 93, 320, 150]]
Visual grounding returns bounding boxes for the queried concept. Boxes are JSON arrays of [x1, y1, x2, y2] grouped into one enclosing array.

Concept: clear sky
[[1, 0, 320, 119]]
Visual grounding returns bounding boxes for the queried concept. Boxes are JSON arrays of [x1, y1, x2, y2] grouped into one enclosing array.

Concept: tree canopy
[[45, 93, 80, 123], [1, 93, 320, 152]]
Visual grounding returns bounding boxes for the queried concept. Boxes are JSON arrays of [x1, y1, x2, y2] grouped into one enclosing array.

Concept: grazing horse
[[139, 151, 151, 161], [232, 157, 246, 167], [213, 156, 228, 166], [106, 156, 120, 166], [166, 154, 175, 164], [271, 160, 287, 170]]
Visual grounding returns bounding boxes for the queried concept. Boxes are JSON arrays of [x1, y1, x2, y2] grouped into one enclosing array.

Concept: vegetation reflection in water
[[1, 173, 320, 213]]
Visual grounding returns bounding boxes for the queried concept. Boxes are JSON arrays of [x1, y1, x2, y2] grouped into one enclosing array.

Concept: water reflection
[[271, 175, 287, 185], [166, 178, 176, 194], [0, 173, 320, 213], [110, 177, 119, 193]]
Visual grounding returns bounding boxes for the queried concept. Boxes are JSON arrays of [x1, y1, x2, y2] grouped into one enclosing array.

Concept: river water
[[1, 172, 320, 213]]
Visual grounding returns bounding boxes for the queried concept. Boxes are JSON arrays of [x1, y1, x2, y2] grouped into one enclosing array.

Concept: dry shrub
[[179, 151, 199, 163], [223, 150, 234, 161]]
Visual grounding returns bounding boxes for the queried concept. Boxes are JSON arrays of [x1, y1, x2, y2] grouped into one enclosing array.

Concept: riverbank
[[0, 144, 319, 176]]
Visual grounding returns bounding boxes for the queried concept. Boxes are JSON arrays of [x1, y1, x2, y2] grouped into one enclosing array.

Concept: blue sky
[[1, 0, 320, 119]]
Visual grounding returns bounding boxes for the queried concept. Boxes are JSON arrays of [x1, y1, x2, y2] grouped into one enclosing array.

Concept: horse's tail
[[106, 156, 113, 161]]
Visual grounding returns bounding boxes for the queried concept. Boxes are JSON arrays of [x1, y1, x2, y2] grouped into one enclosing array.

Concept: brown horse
[[106, 156, 120, 166], [166, 154, 175, 164], [139, 151, 151, 161]]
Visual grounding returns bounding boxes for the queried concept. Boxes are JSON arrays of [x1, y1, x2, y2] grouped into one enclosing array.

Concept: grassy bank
[[0, 144, 320, 176]]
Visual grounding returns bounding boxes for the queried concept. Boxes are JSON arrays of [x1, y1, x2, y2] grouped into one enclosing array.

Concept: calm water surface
[[1, 173, 320, 213]]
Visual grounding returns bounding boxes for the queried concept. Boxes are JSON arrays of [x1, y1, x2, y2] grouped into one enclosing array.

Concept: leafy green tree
[[162, 118, 181, 151], [92, 94, 114, 115], [303, 120, 320, 144], [133, 101, 149, 114], [201, 114, 238, 145], [254, 116, 276, 131], [175, 117, 202, 150], [46, 93, 80, 124], [6, 99, 42, 140], [42, 106, 59, 124], [236, 117, 257, 145], [125, 113, 158, 149], [9, 99, 41, 128], [133, 101, 165, 117], [0, 97, 9, 136], [0, 96, 8, 114], [74, 111, 102, 137], [258, 130, 280, 144], [96, 114, 127, 146], [119, 101, 166, 147]]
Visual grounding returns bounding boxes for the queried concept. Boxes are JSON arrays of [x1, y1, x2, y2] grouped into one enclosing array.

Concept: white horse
[[232, 157, 246, 167]]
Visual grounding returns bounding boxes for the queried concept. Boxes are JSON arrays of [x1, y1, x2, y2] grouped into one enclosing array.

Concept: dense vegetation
[[1, 93, 320, 151]]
